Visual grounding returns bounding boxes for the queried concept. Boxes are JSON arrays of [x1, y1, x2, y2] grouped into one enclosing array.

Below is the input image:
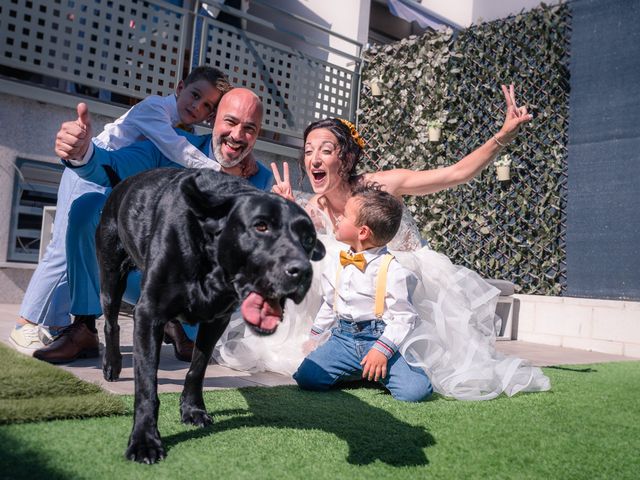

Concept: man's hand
[[361, 349, 388, 381], [55, 103, 93, 161]]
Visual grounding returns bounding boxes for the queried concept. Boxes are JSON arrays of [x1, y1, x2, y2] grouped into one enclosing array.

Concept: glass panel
[[7, 159, 63, 263]]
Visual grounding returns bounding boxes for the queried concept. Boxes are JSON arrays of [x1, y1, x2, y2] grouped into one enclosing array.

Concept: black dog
[[96, 168, 324, 464]]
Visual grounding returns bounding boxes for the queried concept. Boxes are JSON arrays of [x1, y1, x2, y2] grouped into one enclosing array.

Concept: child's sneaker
[[9, 323, 45, 355]]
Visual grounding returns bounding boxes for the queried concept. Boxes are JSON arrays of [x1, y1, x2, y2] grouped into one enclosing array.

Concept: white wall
[[287, 0, 370, 54], [419, 0, 565, 27], [247, 0, 368, 68], [515, 294, 640, 358], [418, 0, 475, 28]]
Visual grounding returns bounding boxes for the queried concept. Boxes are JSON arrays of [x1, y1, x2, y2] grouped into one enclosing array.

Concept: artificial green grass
[[1, 361, 639, 479], [0, 343, 126, 424]]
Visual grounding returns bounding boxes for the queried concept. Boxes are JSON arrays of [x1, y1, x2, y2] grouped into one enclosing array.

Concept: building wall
[[0, 95, 113, 301], [0, 94, 115, 265], [418, 0, 564, 27], [516, 294, 640, 358], [247, 0, 368, 67]]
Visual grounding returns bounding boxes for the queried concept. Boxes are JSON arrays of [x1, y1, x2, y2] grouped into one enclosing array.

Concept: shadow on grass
[[0, 428, 69, 480], [163, 385, 435, 467], [546, 365, 597, 373]]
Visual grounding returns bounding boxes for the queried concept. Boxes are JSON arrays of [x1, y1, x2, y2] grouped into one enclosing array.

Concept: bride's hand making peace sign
[[270, 162, 295, 201], [496, 84, 533, 144]]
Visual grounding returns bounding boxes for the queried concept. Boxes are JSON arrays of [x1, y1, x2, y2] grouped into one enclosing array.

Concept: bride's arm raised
[[366, 84, 533, 197]]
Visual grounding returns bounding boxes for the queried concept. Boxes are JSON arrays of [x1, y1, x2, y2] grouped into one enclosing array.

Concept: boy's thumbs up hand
[[55, 102, 94, 161], [76, 102, 92, 131]]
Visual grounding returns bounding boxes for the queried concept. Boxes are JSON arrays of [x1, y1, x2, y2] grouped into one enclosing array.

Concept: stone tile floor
[[0, 303, 634, 395]]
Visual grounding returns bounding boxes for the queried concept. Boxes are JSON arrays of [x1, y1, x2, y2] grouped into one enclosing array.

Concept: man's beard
[[213, 134, 250, 168]]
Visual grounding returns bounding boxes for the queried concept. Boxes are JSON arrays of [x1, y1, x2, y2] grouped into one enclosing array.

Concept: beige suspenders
[[334, 253, 395, 318], [374, 253, 395, 318]]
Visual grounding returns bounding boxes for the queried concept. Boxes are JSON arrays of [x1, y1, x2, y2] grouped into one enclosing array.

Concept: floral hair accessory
[[337, 118, 366, 149]]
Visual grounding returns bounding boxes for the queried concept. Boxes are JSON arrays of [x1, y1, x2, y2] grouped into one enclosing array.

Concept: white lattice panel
[[0, 0, 188, 98], [199, 18, 355, 137]]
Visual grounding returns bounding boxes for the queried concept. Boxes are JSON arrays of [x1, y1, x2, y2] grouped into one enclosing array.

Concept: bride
[[213, 84, 550, 400]]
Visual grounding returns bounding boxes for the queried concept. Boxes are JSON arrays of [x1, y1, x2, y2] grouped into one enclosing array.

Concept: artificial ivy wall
[[358, 3, 570, 295]]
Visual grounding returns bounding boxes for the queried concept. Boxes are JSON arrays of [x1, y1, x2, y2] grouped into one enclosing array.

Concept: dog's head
[[181, 172, 325, 335]]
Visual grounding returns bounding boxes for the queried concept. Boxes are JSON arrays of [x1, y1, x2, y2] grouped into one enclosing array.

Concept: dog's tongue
[[240, 292, 282, 333]]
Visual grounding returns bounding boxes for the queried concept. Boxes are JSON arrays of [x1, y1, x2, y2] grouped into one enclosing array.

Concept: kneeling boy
[[294, 185, 432, 402]]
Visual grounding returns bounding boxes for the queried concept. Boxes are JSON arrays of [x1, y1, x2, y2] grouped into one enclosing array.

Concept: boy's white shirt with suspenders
[[333, 252, 395, 319], [311, 246, 420, 358]]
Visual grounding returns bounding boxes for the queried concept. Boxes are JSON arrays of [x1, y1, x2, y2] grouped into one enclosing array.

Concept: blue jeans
[[294, 320, 433, 402]]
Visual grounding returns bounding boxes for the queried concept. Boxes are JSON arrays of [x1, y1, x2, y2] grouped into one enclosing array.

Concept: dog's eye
[[255, 221, 269, 232]]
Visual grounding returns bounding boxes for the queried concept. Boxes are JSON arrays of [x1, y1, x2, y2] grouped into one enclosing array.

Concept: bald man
[[35, 88, 273, 363]]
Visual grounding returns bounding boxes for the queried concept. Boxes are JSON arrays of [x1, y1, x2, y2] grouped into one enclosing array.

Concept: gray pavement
[[1, 303, 634, 395]]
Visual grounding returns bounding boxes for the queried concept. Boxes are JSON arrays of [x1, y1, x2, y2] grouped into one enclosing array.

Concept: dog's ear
[[180, 171, 252, 221], [311, 238, 326, 261]]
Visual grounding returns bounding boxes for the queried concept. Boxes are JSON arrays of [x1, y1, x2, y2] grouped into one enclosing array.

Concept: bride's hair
[[302, 118, 363, 187]]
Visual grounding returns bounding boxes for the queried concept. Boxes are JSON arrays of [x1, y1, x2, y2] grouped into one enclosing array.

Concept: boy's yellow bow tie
[[339, 251, 367, 272]]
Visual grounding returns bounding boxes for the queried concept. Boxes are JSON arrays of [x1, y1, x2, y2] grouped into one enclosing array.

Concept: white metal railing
[[0, 0, 362, 139], [0, 0, 189, 98]]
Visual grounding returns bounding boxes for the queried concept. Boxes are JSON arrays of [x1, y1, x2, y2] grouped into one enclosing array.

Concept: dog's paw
[[181, 407, 213, 427], [102, 356, 122, 382], [125, 431, 166, 464]]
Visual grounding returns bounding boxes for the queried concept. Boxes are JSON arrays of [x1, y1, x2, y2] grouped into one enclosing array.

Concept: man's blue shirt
[[64, 130, 273, 191]]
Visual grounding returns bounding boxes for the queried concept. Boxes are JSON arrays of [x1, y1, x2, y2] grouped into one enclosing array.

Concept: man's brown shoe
[[33, 322, 99, 364], [163, 320, 194, 362]]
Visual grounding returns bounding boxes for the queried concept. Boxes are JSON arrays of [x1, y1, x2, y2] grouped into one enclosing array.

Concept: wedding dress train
[[213, 194, 550, 400]]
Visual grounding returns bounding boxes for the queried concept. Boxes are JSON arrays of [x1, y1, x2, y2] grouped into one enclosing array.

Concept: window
[[7, 159, 63, 263]]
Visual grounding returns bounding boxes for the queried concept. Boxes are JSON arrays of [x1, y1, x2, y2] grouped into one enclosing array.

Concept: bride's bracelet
[[492, 135, 508, 148]]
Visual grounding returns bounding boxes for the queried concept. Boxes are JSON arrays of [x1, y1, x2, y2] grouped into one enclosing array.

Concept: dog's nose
[[285, 260, 310, 279]]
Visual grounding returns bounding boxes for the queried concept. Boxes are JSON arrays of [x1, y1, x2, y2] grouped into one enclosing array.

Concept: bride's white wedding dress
[[212, 193, 550, 400]]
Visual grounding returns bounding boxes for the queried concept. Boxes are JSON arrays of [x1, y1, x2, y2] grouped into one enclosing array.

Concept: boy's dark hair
[[184, 66, 232, 94], [351, 183, 403, 246]]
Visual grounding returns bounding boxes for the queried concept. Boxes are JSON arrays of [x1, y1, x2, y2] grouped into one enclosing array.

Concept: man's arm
[[64, 140, 167, 187], [108, 98, 219, 170]]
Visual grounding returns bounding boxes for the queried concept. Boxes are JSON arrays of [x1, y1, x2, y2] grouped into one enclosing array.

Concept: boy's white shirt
[[73, 94, 221, 169], [313, 246, 419, 350]]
